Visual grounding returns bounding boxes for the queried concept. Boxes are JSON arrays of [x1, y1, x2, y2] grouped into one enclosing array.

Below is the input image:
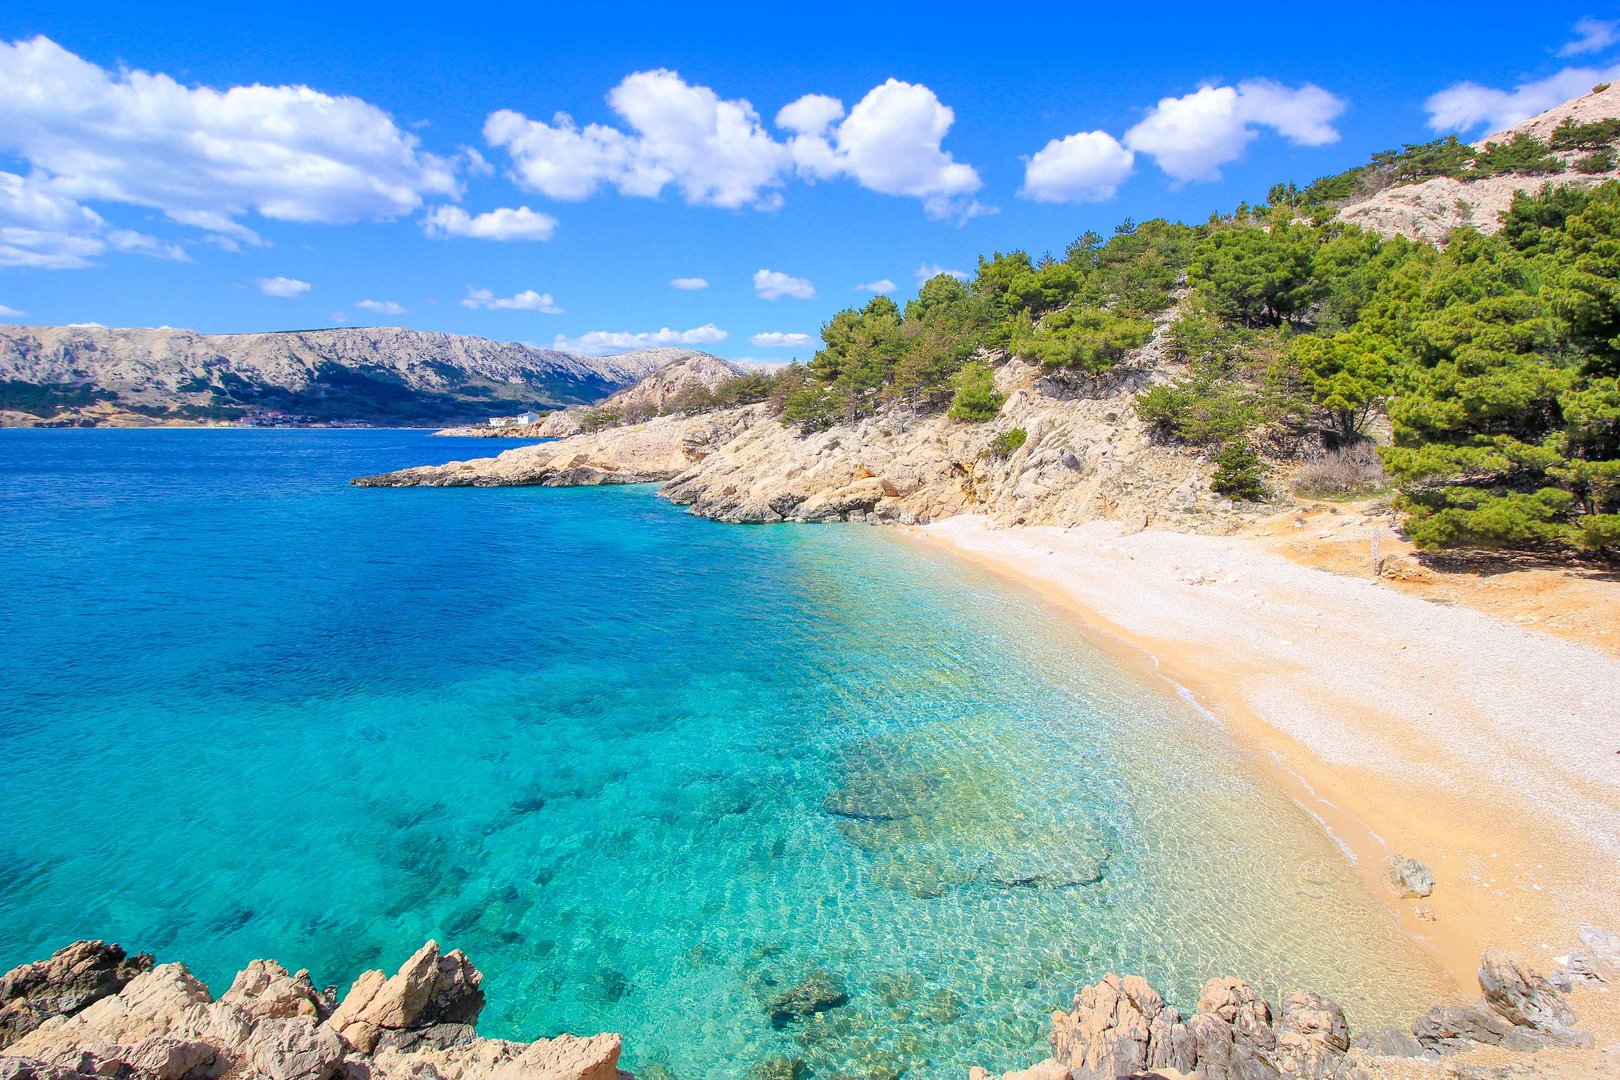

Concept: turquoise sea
[[0, 429, 1450, 1078]]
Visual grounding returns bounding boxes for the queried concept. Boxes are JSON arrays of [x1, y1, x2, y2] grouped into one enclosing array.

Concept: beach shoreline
[[902, 515, 1620, 999]]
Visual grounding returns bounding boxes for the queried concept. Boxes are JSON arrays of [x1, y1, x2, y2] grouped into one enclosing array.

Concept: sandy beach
[[909, 514, 1620, 995]]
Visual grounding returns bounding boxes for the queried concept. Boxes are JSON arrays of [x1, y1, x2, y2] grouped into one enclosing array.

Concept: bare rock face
[[0, 942, 612, 1080], [0, 942, 155, 1048], [326, 942, 484, 1054], [1049, 973, 1195, 1079], [222, 961, 331, 1022], [1336, 84, 1620, 244]]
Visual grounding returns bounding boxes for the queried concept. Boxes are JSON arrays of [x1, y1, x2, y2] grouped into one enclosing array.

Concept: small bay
[[0, 429, 1449, 1078]]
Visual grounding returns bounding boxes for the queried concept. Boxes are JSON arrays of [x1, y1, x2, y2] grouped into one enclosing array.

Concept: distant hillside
[[0, 324, 698, 426], [438, 352, 749, 438], [1333, 83, 1620, 243]]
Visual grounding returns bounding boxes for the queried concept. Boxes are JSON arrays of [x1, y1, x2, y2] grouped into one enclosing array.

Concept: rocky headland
[[3, 931, 1617, 1080], [434, 353, 746, 440], [358, 332, 1257, 538]]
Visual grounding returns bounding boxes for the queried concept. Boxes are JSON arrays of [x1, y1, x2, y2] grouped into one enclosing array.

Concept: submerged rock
[[760, 970, 850, 1028]]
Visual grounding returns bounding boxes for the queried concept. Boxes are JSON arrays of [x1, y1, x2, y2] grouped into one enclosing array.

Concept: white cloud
[[749, 331, 815, 348], [0, 303, 23, 317], [915, 263, 968, 284], [485, 70, 982, 218], [670, 276, 709, 290], [0, 37, 458, 247], [1561, 17, 1620, 57], [1426, 64, 1620, 133], [552, 323, 728, 355], [856, 278, 897, 294], [460, 287, 563, 313], [0, 169, 183, 268], [1020, 130, 1136, 203], [421, 204, 558, 241], [754, 268, 816, 300], [257, 276, 310, 297], [1124, 79, 1346, 184], [780, 78, 986, 221], [355, 299, 406, 315], [486, 69, 788, 209]]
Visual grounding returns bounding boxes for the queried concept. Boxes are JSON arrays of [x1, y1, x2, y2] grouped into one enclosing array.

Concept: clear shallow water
[[0, 429, 1449, 1078]]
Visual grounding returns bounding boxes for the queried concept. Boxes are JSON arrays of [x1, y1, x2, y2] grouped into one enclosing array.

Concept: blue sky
[[2, 1, 1618, 361]]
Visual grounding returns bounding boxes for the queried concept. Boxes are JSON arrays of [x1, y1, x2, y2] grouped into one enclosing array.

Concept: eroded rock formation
[[976, 941, 1616, 1080], [0, 941, 618, 1080]]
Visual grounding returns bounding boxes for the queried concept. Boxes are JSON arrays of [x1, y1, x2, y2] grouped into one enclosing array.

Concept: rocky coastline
[[2, 931, 1616, 1080], [356, 349, 1263, 539]]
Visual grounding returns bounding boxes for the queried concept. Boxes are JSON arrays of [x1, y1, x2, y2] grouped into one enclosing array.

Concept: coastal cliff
[[3, 934, 1616, 1080]]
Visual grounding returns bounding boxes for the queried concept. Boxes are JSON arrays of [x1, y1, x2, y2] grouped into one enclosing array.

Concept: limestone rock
[[221, 961, 330, 1022], [1350, 1027, 1428, 1059], [1051, 973, 1192, 1079], [1384, 856, 1434, 899], [1476, 950, 1574, 1035], [970, 1060, 1073, 1080], [1272, 991, 1348, 1079], [0, 942, 619, 1080], [116, 1034, 225, 1080], [368, 1033, 621, 1080], [325, 942, 484, 1054], [1411, 1003, 1515, 1050], [243, 1017, 345, 1080], [0, 942, 155, 1048]]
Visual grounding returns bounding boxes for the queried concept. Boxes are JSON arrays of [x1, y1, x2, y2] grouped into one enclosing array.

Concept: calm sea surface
[[0, 429, 1449, 1078]]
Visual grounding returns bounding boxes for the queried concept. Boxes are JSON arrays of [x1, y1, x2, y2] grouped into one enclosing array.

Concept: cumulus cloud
[[1020, 131, 1136, 203], [355, 299, 406, 315], [670, 276, 709, 290], [0, 169, 184, 268], [1426, 64, 1620, 132], [422, 205, 557, 241], [486, 69, 787, 209], [1560, 17, 1620, 57], [856, 278, 897, 294], [484, 70, 982, 218], [1123, 79, 1345, 184], [256, 276, 310, 297], [754, 269, 816, 300], [915, 263, 968, 284], [460, 287, 563, 313], [749, 331, 815, 348], [552, 323, 728, 355], [0, 36, 458, 251], [0, 303, 23, 317], [780, 78, 986, 221]]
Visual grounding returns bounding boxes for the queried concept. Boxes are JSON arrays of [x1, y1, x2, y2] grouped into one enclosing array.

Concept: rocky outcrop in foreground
[[0, 941, 620, 1080], [973, 932, 1620, 1080], [6, 933, 1617, 1080]]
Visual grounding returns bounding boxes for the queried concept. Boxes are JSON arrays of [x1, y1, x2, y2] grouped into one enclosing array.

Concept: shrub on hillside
[[1290, 442, 1389, 498]]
